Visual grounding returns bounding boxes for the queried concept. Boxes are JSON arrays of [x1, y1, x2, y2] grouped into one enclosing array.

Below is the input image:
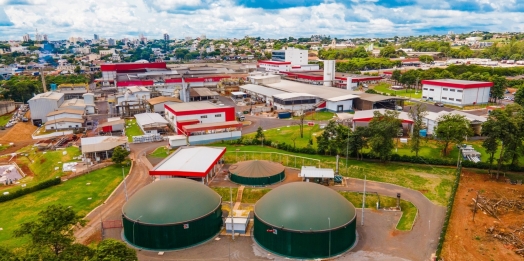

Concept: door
[[337, 105, 343, 112]]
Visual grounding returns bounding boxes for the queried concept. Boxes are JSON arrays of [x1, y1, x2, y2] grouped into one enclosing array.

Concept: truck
[[236, 111, 245, 121]]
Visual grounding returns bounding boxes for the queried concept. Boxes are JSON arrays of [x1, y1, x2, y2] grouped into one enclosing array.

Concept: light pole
[[133, 215, 143, 245], [122, 165, 128, 202], [361, 174, 366, 226]]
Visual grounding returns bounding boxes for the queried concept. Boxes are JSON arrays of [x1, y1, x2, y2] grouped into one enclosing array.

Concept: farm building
[[122, 179, 222, 250], [254, 182, 357, 259], [421, 79, 493, 106], [147, 96, 181, 114], [97, 118, 125, 133], [80, 136, 128, 162], [149, 146, 226, 184], [134, 113, 169, 135], [228, 160, 285, 186]]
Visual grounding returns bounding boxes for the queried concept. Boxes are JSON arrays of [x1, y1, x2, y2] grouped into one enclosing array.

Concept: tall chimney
[[323, 60, 335, 87]]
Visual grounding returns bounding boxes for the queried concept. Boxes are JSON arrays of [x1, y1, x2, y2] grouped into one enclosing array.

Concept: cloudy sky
[[0, 0, 523, 41]]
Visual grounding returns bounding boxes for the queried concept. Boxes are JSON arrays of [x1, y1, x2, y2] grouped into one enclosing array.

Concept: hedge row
[[435, 165, 462, 258], [230, 138, 524, 172], [0, 177, 61, 203]]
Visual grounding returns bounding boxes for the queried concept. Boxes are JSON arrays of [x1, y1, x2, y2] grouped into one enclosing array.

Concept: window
[[456, 99, 462, 102], [449, 98, 454, 101], [423, 88, 428, 90], [443, 88, 448, 91], [449, 89, 455, 92], [201, 115, 207, 119], [215, 114, 222, 117], [442, 97, 447, 100], [429, 89, 434, 91], [457, 90, 463, 93], [422, 96, 427, 99]]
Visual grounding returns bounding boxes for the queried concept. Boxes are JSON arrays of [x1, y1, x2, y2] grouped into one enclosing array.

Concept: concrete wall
[[0, 101, 15, 116]]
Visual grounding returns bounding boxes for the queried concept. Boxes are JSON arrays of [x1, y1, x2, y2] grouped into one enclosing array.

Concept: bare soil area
[[441, 170, 524, 261], [0, 122, 37, 143]]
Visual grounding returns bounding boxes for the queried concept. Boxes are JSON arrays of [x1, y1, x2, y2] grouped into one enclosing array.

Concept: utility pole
[[122, 165, 128, 202], [328, 217, 331, 258], [230, 186, 234, 240]]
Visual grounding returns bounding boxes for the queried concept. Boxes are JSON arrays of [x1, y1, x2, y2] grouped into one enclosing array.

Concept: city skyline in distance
[[1, 0, 524, 41]]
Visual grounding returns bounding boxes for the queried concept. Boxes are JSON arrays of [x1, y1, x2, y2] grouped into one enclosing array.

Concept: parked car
[[434, 102, 444, 107]]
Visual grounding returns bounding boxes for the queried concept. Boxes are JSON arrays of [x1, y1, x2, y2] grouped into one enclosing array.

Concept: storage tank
[[254, 182, 357, 259], [229, 160, 285, 186], [122, 179, 223, 250]]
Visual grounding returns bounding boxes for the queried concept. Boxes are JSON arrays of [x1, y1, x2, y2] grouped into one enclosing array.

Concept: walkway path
[[233, 186, 245, 212]]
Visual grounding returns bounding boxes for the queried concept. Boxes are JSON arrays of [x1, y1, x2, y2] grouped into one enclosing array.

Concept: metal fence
[[224, 151, 320, 169]]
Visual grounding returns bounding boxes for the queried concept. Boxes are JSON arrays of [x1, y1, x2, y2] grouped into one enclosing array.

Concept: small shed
[[225, 217, 249, 234], [300, 166, 334, 183]]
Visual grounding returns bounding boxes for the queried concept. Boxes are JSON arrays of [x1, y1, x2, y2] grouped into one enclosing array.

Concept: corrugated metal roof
[[190, 87, 219, 97], [135, 113, 168, 127], [80, 136, 127, 153], [97, 119, 125, 128], [273, 93, 317, 99], [29, 92, 64, 101], [240, 84, 287, 97], [300, 166, 335, 178], [326, 94, 359, 102], [166, 101, 227, 112], [45, 118, 84, 125], [153, 146, 226, 173], [229, 160, 285, 178], [46, 109, 85, 116], [147, 96, 182, 105]]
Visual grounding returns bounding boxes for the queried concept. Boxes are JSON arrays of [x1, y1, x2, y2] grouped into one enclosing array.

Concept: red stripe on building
[[116, 80, 154, 87], [101, 62, 167, 72], [258, 60, 292, 65], [421, 80, 493, 89], [149, 148, 226, 177]]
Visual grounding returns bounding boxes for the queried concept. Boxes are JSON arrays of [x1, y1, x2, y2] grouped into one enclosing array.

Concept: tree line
[[1, 204, 137, 261], [0, 74, 89, 102]]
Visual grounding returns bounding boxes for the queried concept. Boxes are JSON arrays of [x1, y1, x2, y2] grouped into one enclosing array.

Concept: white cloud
[[0, 0, 523, 40]]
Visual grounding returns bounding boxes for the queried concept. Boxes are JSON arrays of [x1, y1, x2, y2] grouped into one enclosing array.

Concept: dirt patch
[[0, 122, 37, 143], [441, 170, 524, 260]]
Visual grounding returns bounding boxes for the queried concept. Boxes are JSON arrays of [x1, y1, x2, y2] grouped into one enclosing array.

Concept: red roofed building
[[421, 79, 493, 106]]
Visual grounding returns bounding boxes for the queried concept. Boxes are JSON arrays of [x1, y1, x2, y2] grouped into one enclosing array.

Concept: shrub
[[0, 177, 61, 203]]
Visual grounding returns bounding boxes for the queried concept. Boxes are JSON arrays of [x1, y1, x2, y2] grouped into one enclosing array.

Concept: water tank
[[278, 112, 291, 119], [419, 129, 427, 137], [50, 83, 57, 91]]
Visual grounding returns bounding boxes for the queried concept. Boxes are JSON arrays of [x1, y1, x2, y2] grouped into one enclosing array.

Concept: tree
[[316, 120, 338, 155], [254, 126, 265, 144], [367, 110, 401, 162], [489, 75, 507, 103], [481, 135, 498, 175], [434, 114, 473, 156], [14, 205, 86, 257], [408, 103, 428, 157], [0, 246, 20, 261], [391, 70, 401, 84], [74, 66, 81, 74], [295, 111, 307, 138], [348, 126, 368, 160], [514, 85, 524, 106], [418, 55, 434, 64], [379, 45, 397, 58], [111, 146, 130, 165], [95, 239, 137, 261]]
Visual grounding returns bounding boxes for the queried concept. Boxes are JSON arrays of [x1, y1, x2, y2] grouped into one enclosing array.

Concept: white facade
[[258, 61, 291, 72], [421, 79, 492, 106], [272, 93, 318, 112], [272, 48, 308, 65], [45, 120, 83, 131], [323, 60, 335, 87], [28, 92, 65, 123], [326, 100, 354, 112], [46, 112, 83, 122]]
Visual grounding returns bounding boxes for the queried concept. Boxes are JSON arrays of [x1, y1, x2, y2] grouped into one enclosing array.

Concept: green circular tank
[[122, 179, 222, 250], [254, 182, 357, 259], [229, 160, 285, 186]]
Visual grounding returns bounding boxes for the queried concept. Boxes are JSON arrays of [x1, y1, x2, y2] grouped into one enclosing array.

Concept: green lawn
[[218, 144, 455, 205], [292, 111, 336, 121], [212, 187, 239, 202], [124, 119, 143, 142], [338, 191, 418, 231], [372, 82, 422, 99], [0, 165, 130, 248], [244, 125, 323, 148], [1, 146, 82, 193], [241, 188, 272, 203], [0, 113, 12, 126], [148, 146, 172, 158]]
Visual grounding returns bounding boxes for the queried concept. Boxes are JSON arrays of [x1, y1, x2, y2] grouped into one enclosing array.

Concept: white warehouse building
[[421, 79, 493, 106]]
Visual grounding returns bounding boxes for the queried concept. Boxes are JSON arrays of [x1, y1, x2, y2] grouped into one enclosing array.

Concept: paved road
[[334, 178, 445, 261], [74, 142, 160, 243]]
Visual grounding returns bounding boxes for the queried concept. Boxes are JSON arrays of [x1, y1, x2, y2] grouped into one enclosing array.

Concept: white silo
[[323, 60, 335, 87]]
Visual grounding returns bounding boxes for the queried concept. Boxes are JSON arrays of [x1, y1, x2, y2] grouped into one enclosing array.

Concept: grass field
[[212, 187, 239, 202], [0, 146, 82, 193], [0, 113, 12, 126], [218, 144, 455, 205], [338, 191, 418, 231], [0, 164, 130, 248], [292, 111, 336, 121], [372, 82, 423, 99], [124, 119, 143, 142], [148, 146, 172, 158], [243, 125, 323, 148], [241, 188, 271, 203]]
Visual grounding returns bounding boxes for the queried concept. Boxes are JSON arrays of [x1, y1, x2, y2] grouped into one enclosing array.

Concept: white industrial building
[[117, 87, 151, 105], [149, 146, 226, 184], [273, 93, 319, 112], [422, 110, 487, 136], [421, 79, 493, 106], [44, 109, 85, 131], [258, 60, 291, 72], [272, 47, 308, 66], [134, 113, 169, 134], [80, 136, 129, 162], [28, 92, 65, 125], [147, 96, 181, 114], [240, 84, 286, 107]]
